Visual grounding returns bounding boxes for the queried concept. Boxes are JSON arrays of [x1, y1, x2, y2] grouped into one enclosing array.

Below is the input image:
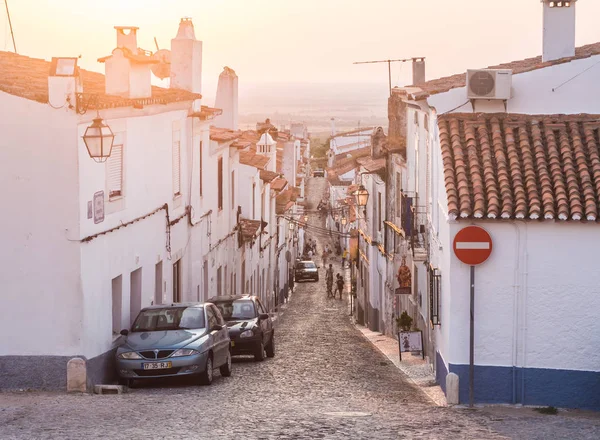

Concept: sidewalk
[[353, 324, 447, 407]]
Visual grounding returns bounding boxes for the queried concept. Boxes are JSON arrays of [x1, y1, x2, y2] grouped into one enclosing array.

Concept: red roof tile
[[239, 151, 270, 169], [210, 127, 242, 142], [439, 113, 600, 222], [276, 189, 294, 214], [270, 177, 288, 192], [0, 51, 201, 109], [406, 42, 600, 98], [239, 219, 262, 242], [259, 169, 279, 183]]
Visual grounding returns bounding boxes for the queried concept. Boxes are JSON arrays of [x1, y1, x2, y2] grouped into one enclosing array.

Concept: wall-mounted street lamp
[[289, 221, 295, 230], [341, 216, 347, 226], [82, 115, 115, 163], [304, 214, 309, 223], [353, 185, 370, 208]]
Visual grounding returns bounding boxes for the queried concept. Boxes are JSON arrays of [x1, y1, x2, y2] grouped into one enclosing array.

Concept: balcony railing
[[400, 191, 428, 257]]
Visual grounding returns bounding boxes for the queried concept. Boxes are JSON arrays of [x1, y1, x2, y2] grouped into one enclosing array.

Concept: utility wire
[[439, 100, 472, 116], [552, 58, 600, 92], [4, 0, 16, 53]]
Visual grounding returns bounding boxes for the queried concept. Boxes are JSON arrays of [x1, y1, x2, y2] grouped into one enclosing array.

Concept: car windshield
[[131, 307, 205, 332], [298, 262, 316, 269], [214, 300, 256, 321]]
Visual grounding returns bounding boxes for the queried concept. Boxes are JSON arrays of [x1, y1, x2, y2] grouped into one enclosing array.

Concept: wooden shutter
[[173, 133, 181, 196], [107, 145, 123, 198]]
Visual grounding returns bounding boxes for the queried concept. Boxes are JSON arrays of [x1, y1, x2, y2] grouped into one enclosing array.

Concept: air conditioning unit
[[466, 69, 512, 100]]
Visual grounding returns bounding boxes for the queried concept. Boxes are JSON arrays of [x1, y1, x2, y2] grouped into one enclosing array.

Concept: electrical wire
[[551, 58, 600, 92], [439, 100, 472, 116]]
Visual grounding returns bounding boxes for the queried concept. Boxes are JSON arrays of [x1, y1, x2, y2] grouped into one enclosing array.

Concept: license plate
[[143, 362, 172, 370], [231, 341, 235, 347]]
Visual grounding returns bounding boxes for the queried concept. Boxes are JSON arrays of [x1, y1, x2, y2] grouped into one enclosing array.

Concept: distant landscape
[[229, 81, 390, 134]]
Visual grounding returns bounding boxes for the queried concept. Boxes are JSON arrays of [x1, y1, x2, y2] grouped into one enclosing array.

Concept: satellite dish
[[151, 49, 171, 80]]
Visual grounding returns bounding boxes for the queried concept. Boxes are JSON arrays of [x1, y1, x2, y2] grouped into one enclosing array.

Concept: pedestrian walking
[[307, 248, 313, 259], [342, 248, 348, 268], [322, 249, 328, 265], [336, 273, 344, 299]]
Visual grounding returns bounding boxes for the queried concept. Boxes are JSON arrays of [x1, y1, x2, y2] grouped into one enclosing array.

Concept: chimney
[[412, 58, 426, 85], [115, 26, 139, 54], [371, 127, 387, 158], [99, 27, 153, 99], [170, 18, 203, 94], [213, 67, 239, 130], [257, 132, 277, 172], [330, 118, 336, 137], [542, 0, 577, 62], [48, 57, 82, 110]]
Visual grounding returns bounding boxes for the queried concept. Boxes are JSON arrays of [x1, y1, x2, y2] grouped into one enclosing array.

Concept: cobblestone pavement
[[1, 176, 598, 439]]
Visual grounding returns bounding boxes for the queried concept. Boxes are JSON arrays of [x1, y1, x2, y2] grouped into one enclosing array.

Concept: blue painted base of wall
[[448, 363, 600, 411], [436, 351, 448, 394]]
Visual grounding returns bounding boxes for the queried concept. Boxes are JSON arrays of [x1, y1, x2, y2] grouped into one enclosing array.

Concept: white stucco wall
[[0, 92, 81, 356]]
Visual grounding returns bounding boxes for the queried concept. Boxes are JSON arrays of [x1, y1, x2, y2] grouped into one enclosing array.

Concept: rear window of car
[[297, 262, 316, 269], [214, 300, 256, 320]]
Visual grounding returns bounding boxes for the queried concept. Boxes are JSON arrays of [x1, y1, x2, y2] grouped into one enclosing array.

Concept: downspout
[[510, 221, 521, 404], [521, 223, 529, 405]]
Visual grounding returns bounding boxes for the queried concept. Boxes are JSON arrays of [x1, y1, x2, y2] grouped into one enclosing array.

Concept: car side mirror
[[258, 313, 269, 320], [120, 329, 129, 336]]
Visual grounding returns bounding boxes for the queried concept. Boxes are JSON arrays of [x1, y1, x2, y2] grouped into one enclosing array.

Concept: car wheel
[[266, 334, 275, 358], [199, 354, 213, 385], [219, 350, 232, 377], [254, 341, 266, 362]]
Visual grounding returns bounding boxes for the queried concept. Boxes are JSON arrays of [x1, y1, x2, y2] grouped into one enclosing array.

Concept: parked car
[[294, 260, 319, 282], [313, 167, 325, 177], [210, 295, 275, 361], [115, 303, 232, 387]]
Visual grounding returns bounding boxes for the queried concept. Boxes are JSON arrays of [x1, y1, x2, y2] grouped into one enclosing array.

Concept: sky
[[2, 0, 600, 105]]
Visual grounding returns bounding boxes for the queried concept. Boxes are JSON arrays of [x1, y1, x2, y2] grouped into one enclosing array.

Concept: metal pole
[[387, 60, 392, 97], [469, 265, 475, 407], [5, 0, 17, 53]]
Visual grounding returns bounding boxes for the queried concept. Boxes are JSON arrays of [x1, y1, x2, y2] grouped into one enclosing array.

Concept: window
[[131, 306, 205, 332], [173, 259, 181, 302], [212, 305, 226, 326], [130, 268, 142, 326], [429, 266, 441, 326], [173, 130, 181, 197], [378, 192, 382, 231], [231, 170, 235, 209], [206, 306, 217, 330], [214, 299, 257, 320], [217, 156, 223, 210], [252, 183, 256, 219], [107, 144, 123, 199], [199, 140, 203, 197], [256, 299, 266, 314]]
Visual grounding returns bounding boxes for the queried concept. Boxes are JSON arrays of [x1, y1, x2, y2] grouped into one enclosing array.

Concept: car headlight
[[240, 329, 255, 338], [171, 348, 199, 357], [119, 351, 142, 360]]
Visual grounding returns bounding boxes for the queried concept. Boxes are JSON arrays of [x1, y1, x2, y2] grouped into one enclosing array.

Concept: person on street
[[336, 273, 344, 299], [325, 264, 334, 297], [342, 248, 348, 268], [322, 248, 328, 265], [307, 248, 313, 259], [288, 267, 294, 301]]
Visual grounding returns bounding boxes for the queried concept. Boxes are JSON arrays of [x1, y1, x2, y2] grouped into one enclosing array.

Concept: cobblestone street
[[1, 177, 598, 439]]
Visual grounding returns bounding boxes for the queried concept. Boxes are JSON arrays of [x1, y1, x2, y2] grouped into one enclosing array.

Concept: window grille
[[429, 266, 441, 326]]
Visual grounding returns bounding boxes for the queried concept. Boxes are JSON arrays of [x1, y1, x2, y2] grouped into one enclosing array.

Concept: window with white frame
[[173, 130, 181, 197], [107, 143, 123, 200]]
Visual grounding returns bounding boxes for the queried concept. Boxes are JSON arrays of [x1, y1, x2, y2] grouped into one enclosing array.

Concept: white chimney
[[99, 26, 154, 99], [257, 132, 277, 172], [48, 57, 82, 110], [542, 0, 577, 62], [213, 66, 239, 130], [170, 18, 203, 94], [115, 26, 139, 54], [412, 57, 426, 85], [331, 117, 336, 137]]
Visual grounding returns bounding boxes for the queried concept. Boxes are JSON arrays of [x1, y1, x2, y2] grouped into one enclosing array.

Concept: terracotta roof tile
[[0, 51, 201, 109], [210, 127, 242, 142], [259, 169, 279, 183], [440, 113, 600, 222], [404, 42, 600, 98], [238, 151, 270, 169], [239, 219, 262, 242], [276, 189, 294, 214], [270, 177, 288, 192]]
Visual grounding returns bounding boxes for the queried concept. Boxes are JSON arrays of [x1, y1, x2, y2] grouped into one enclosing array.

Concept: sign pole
[[469, 265, 475, 408]]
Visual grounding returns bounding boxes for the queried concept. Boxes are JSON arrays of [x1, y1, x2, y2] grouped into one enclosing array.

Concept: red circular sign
[[453, 226, 493, 266]]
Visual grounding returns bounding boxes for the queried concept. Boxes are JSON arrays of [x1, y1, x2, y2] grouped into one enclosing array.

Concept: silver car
[[116, 303, 232, 387]]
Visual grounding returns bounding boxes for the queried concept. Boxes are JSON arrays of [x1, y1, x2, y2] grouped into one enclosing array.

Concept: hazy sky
[[3, 0, 600, 98]]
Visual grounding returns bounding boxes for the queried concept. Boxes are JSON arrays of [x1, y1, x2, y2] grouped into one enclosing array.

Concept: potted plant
[[396, 311, 413, 332]]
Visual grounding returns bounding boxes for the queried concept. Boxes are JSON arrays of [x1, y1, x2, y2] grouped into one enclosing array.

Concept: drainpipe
[[510, 222, 521, 404]]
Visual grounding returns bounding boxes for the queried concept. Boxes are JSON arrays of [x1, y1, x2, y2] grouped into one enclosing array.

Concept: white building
[[329, 124, 375, 157], [387, 0, 600, 409]]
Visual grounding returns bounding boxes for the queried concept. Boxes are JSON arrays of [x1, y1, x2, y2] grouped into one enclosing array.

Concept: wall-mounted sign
[[93, 191, 105, 224], [398, 330, 424, 360]]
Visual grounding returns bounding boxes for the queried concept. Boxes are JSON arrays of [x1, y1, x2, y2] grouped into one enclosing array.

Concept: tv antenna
[[353, 57, 425, 97], [4, 0, 17, 53]]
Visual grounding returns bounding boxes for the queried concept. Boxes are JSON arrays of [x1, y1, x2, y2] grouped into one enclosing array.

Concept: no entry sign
[[453, 226, 492, 266]]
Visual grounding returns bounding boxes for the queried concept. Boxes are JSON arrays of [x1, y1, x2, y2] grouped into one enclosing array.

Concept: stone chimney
[[99, 26, 153, 99], [48, 57, 82, 110], [115, 26, 139, 54], [256, 132, 277, 172], [170, 18, 203, 94], [412, 58, 426, 85], [387, 91, 408, 157], [371, 127, 387, 158], [213, 67, 239, 130], [542, 0, 577, 62], [330, 118, 336, 137]]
